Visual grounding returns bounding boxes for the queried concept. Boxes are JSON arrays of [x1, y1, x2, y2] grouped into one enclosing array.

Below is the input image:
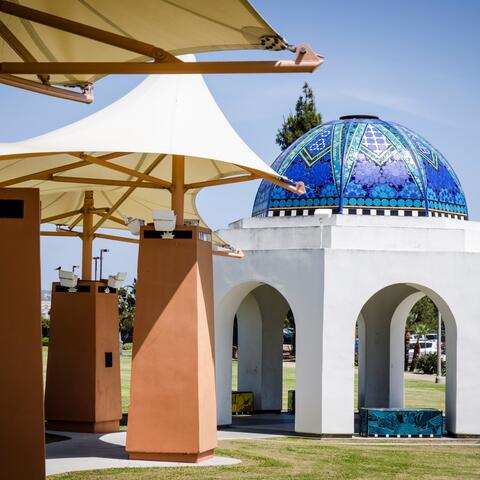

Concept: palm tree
[[409, 323, 431, 372]]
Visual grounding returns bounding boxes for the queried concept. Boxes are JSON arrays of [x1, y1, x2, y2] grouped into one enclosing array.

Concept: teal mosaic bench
[[359, 408, 443, 437]]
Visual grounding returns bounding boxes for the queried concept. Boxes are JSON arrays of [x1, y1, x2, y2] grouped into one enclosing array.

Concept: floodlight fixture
[[124, 216, 145, 236], [58, 269, 79, 292], [107, 272, 127, 292], [152, 210, 176, 232], [184, 219, 200, 226]]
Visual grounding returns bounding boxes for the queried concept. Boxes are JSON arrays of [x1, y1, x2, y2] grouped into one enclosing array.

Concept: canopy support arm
[[48, 175, 162, 189], [40, 230, 81, 238], [93, 233, 139, 245], [241, 166, 306, 195], [69, 213, 84, 229], [0, 152, 129, 187], [41, 209, 82, 224], [0, 19, 49, 84], [0, 44, 323, 74], [93, 211, 125, 227], [91, 153, 167, 233], [212, 249, 244, 259], [73, 152, 172, 190], [185, 173, 258, 190], [0, 74, 93, 103]]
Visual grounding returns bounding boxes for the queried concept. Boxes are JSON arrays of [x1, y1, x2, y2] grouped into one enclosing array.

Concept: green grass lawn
[[42, 349, 446, 413], [43, 349, 472, 479], [50, 438, 480, 479], [231, 360, 446, 412]]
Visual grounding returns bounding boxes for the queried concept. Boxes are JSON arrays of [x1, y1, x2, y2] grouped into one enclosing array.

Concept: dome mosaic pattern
[[253, 116, 468, 220]]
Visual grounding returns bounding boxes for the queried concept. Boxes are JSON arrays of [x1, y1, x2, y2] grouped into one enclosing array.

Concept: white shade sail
[[0, 0, 287, 86], [0, 1, 323, 104], [0, 61, 303, 244]]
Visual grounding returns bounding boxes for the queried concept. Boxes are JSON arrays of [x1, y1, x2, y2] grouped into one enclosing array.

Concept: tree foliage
[[118, 279, 136, 341], [406, 296, 438, 332], [275, 82, 322, 150]]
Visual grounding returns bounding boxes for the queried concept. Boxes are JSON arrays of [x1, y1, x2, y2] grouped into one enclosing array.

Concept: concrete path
[[45, 429, 282, 476], [46, 431, 243, 476]]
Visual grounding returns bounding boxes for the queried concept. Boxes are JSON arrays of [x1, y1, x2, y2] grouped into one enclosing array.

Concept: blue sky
[[1, 0, 479, 288]]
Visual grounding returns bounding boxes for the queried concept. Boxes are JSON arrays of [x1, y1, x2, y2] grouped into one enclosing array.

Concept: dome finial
[[339, 114, 379, 120]]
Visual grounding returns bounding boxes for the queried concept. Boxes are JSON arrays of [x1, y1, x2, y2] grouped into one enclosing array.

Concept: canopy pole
[[171, 155, 185, 226], [81, 190, 94, 280]]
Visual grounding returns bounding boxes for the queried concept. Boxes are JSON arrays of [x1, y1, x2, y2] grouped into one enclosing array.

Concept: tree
[[275, 82, 322, 150], [118, 279, 136, 342], [406, 296, 437, 331], [409, 323, 431, 372]]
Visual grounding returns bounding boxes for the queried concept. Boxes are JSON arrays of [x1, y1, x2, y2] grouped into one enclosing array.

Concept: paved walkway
[[47, 412, 478, 476], [46, 429, 279, 476]]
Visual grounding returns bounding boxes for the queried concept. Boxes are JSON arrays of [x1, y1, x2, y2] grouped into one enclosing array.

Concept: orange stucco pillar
[[126, 224, 217, 462], [0, 188, 45, 479], [45, 280, 121, 432]]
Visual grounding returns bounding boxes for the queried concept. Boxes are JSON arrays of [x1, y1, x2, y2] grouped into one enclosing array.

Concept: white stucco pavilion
[[213, 213, 480, 436]]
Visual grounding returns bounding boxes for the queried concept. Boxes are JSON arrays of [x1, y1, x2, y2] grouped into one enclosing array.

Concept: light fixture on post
[[152, 210, 176, 238], [99, 248, 109, 280], [124, 216, 145, 236], [72, 265, 79, 274], [58, 270, 79, 292], [92, 256, 100, 281], [106, 272, 127, 293], [153, 210, 176, 231]]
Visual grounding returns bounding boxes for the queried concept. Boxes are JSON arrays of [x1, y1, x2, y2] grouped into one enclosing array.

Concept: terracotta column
[[45, 280, 122, 432], [171, 155, 185, 226], [126, 224, 217, 462], [45, 190, 121, 433], [0, 188, 45, 479]]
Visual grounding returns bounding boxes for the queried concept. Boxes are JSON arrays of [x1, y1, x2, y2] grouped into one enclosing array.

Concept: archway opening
[[355, 283, 454, 433], [231, 284, 296, 420]]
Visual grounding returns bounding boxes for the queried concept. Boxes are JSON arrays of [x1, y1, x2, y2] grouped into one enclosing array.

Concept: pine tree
[[275, 82, 322, 150]]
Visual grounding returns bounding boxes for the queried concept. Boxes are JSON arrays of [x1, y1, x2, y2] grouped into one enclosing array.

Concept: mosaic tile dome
[[253, 115, 468, 220]]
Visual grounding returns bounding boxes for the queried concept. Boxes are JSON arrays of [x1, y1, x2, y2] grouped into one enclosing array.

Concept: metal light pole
[[99, 248, 109, 280], [93, 256, 100, 281], [435, 311, 442, 384]]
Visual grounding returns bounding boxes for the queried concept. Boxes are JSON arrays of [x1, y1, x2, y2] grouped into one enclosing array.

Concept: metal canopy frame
[[5, 149, 302, 270], [0, 0, 324, 103]]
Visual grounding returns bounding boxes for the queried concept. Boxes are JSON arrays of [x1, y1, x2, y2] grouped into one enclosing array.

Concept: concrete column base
[[129, 450, 215, 463]]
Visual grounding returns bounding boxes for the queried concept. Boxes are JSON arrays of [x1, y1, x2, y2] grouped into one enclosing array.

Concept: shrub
[[415, 353, 446, 375], [122, 342, 133, 351], [42, 337, 49, 346]]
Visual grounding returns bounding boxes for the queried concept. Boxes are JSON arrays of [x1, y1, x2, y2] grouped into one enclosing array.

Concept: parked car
[[408, 341, 437, 363], [283, 328, 294, 345]]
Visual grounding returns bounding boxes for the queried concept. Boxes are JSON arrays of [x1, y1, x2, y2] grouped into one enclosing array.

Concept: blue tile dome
[[253, 116, 468, 219]]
